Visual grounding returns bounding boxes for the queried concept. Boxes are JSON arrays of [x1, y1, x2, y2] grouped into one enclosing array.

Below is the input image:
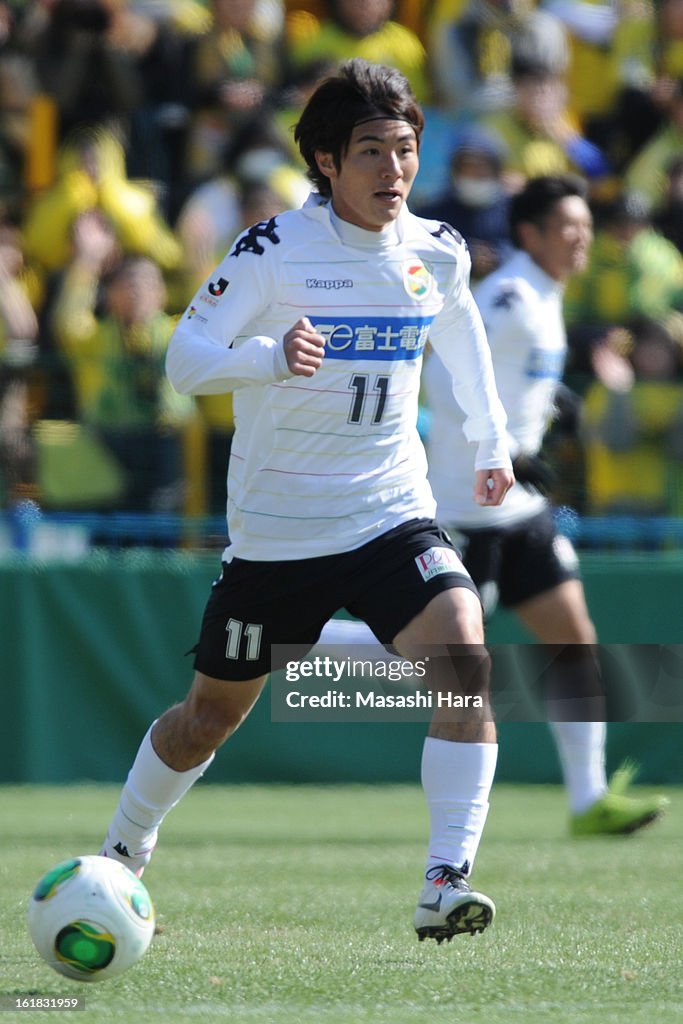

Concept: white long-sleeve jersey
[[167, 195, 510, 560], [425, 249, 566, 528]]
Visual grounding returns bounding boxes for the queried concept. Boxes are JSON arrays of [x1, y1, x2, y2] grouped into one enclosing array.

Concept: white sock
[[548, 720, 607, 814], [316, 618, 400, 664], [421, 737, 498, 876], [104, 723, 215, 855]]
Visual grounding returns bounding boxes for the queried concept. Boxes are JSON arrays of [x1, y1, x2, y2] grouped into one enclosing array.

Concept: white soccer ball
[[27, 856, 155, 982]]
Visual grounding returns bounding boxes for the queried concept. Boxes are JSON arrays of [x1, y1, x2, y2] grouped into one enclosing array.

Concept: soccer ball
[[27, 856, 155, 982]]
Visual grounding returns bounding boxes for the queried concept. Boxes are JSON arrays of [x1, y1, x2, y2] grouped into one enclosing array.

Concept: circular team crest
[[403, 258, 434, 300]]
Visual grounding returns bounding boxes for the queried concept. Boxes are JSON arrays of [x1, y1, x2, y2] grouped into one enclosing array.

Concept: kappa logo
[[229, 217, 280, 258], [492, 287, 519, 310], [306, 278, 354, 289], [208, 277, 229, 297], [415, 546, 463, 582], [430, 221, 465, 246], [402, 258, 434, 300]]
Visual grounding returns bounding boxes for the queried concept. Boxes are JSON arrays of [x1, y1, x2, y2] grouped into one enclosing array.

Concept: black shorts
[[456, 507, 580, 616], [192, 518, 478, 680]]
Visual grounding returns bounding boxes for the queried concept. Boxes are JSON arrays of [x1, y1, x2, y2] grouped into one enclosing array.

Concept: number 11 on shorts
[[225, 618, 263, 660]]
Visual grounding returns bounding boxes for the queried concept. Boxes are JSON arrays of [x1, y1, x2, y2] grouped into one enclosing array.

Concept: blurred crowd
[[0, 0, 682, 529]]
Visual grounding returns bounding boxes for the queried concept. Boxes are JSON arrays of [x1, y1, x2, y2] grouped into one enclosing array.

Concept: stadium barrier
[[1, 549, 682, 784]]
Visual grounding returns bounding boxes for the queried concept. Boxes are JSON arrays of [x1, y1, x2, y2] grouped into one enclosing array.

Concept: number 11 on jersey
[[348, 374, 389, 425]]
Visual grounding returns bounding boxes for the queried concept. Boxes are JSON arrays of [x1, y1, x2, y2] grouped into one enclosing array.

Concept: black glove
[[512, 453, 556, 495], [552, 383, 582, 436]]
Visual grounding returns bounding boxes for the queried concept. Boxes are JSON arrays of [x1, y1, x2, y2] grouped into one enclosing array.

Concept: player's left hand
[[473, 466, 515, 506]]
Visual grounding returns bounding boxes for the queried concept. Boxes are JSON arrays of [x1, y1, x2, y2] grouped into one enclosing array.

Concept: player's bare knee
[[183, 694, 248, 749], [393, 587, 484, 652], [179, 672, 266, 751]]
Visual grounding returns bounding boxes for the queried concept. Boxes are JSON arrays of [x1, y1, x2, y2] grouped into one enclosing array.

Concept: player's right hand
[[283, 317, 325, 377]]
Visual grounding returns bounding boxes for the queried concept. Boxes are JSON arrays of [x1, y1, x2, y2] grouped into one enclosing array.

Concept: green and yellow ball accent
[[55, 921, 116, 974], [32, 859, 82, 902]]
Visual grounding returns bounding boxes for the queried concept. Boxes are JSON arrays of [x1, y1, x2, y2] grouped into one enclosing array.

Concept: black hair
[[293, 58, 424, 198], [510, 55, 557, 82], [602, 191, 649, 227], [509, 174, 588, 248]]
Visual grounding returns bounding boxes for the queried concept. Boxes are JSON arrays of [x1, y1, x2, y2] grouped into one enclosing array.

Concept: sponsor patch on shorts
[[415, 546, 463, 582]]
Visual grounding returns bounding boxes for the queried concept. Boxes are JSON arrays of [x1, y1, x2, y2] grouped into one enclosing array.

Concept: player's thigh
[[514, 578, 597, 645], [498, 508, 581, 612], [392, 587, 485, 654], [192, 557, 337, 681], [347, 518, 480, 646]]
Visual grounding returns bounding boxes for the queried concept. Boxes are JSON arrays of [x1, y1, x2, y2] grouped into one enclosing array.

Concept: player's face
[[316, 119, 419, 232], [525, 195, 593, 282]]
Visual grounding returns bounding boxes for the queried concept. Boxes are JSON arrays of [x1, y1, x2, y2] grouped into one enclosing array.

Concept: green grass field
[[1, 783, 681, 1024]]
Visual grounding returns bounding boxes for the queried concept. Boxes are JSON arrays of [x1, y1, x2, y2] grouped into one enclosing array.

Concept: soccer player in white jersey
[[425, 174, 667, 835], [100, 59, 515, 942]]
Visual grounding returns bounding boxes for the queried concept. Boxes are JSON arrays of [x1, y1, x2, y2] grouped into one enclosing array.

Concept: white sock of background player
[[548, 720, 607, 814], [315, 618, 403, 663], [319, 622, 610, 821]]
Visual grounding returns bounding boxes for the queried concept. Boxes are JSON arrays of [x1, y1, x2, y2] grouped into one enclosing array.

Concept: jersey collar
[[302, 192, 404, 249]]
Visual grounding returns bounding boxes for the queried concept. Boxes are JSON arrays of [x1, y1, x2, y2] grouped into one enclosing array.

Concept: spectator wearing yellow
[[0, 221, 40, 507], [582, 317, 683, 515], [481, 57, 611, 193], [657, 0, 683, 81], [426, 0, 569, 117], [184, 0, 284, 181], [564, 193, 683, 329], [22, 124, 182, 277], [287, 0, 430, 103], [624, 78, 683, 215], [53, 211, 193, 511], [654, 156, 683, 253], [544, 0, 655, 127]]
